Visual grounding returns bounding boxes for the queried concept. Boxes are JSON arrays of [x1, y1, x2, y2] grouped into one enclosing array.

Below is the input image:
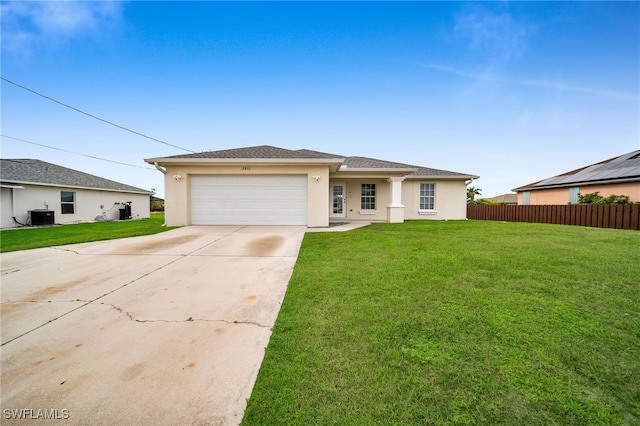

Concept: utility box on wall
[[29, 209, 55, 226]]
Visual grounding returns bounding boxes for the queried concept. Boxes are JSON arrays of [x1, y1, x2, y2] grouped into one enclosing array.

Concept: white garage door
[[191, 175, 307, 225]]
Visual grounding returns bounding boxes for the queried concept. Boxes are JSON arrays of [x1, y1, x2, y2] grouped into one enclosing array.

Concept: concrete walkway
[[1, 226, 305, 425], [306, 221, 371, 232]]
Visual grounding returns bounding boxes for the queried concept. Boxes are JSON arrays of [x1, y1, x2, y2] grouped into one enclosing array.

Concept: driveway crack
[[135, 318, 272, 328], [100, 303, 271, 327], [51, 247, 81, 255]]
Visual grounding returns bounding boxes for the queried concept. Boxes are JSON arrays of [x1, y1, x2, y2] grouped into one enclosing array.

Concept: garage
[[190, 175, 308, 225]]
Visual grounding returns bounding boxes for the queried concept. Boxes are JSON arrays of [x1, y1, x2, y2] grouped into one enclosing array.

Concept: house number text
[[242, 166, 251, 171]]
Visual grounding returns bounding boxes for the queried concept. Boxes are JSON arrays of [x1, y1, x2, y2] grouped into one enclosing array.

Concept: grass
[[243, 220, 640, 425], [0, 213, 175, 253]]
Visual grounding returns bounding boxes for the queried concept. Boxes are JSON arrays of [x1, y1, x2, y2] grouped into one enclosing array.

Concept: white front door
[[330, 184, 346, 218]]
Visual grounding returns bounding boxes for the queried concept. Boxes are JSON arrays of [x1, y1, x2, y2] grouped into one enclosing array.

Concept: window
[[419, 183, 436, 210], [61, 191, 75, 214], [360, 183, 376, 210], [522, 191, 531, 205], [568, 187, 580, 204]]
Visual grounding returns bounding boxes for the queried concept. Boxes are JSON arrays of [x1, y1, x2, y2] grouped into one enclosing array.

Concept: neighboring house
[[145, 145, 479, 227], [482, 193, 517, 205], [512, 150, 640, 205], [1, 159, 152, 229], [150, 196, 165, 211]]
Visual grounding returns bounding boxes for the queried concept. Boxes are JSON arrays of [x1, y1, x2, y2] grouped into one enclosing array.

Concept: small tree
[[467, 186, 482, 203]]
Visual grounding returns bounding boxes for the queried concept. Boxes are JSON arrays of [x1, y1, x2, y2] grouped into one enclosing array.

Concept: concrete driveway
[[0, 226, 306, 425]]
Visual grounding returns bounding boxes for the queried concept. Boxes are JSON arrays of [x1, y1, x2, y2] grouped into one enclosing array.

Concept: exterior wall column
[[387, 176, 405, 223]]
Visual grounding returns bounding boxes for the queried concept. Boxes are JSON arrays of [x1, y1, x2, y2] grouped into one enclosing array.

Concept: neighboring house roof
[[483, 193, 518, 204], [0, 159, 152, 194], [513, 150, 640, 192], [145, 145, 478, 179]]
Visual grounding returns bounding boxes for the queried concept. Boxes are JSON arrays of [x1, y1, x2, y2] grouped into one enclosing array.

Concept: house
[[144, 145, 479, 227], [482, 193, 517, 205], [1, 159, 152, 229], [512, 150, 640, 205]]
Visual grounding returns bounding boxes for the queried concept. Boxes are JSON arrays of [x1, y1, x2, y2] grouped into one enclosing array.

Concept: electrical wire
[[1, 77, 196, 153], [1, 134, 157, 170]]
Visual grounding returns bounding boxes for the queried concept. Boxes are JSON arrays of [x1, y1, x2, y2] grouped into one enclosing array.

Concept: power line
[[1, 134, 157, 170], [1, 77, 196, 153]]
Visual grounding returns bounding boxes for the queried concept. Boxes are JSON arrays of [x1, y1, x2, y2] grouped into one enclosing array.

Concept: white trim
[[405, 175, 479, 181], [340, 168, 418, 173], [359, 210, 378, 215], [418, 210, 438, 215]]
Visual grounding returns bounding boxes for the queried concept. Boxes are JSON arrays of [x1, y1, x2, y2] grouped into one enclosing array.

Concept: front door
[[330, 184, 346, 218]]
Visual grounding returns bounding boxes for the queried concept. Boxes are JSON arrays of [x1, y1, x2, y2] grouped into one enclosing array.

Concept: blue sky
[[2, 1, 639, 199]]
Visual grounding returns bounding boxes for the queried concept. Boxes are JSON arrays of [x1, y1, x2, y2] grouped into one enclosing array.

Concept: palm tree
[[467, 186, 482, 203]]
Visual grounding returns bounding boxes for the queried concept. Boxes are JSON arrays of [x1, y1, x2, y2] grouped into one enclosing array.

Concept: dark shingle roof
[[0, 159, 152, 194], [148, 145, 477, 178], [513, 150, 640, 191], [161, 145, 343, 160], [295, 149, 344, 158], [343, 156, 416, 169], [407, 167, 478, 178]]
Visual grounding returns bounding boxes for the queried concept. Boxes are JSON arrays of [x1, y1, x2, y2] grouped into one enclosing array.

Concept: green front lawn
[[0, 214, 174, 253], [243, 221, 640, 425]]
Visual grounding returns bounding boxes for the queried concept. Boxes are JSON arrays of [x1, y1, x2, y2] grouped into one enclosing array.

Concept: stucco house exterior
[[145, 145, 478, 227], [1, 159, 152, 229], [512, 150, 640, 205]]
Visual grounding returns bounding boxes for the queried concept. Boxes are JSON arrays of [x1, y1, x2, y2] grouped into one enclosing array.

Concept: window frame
[[418, 183, 436, 213], [61, 191, 76, 215], [359, 183, 377, 213]]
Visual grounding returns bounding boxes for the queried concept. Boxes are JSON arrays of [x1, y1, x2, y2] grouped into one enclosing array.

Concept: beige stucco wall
[[517, 187, 569, 205], [517, 182, 640, 205], [0, 185, 150, 229], [161, 164, 330, 227], [402, 180, 469, 220], [578, 182, 640, 202]]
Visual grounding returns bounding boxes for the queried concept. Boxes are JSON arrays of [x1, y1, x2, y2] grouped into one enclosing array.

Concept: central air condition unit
[[29, 209, 55, 226]]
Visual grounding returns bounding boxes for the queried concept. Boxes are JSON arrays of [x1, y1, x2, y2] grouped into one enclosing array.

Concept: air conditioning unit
[[29, 209, 55, 226]]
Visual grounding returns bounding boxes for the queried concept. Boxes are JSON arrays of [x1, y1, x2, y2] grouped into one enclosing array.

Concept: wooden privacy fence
[[467, 204, 640, 230]]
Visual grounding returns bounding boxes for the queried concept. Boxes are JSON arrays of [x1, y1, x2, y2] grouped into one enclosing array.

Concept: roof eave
[[405, 174, 479, 180], [1, 180, 152, 195], [336, 167, 419, 174], [144, 157, 346, 165], [512, 176, 640, 192]]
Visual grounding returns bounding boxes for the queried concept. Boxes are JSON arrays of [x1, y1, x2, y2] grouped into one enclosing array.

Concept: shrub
[[577, 191, 631, 205]]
